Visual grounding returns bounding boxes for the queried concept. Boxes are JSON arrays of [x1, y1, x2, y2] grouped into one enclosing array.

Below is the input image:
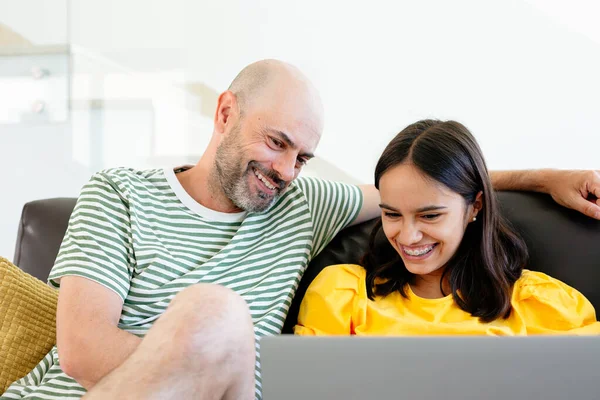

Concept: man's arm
[[491, 169, 600, 220], [350, 169, 600, 226], [350, 184, 380, 226], [57, 276, 141, 390]]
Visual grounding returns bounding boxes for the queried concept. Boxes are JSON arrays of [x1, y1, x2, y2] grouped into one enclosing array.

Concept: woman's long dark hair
[[363, 120, 528, 322]]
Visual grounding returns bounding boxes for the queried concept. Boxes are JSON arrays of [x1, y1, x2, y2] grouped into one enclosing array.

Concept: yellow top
[[294, 264, 600, 336]]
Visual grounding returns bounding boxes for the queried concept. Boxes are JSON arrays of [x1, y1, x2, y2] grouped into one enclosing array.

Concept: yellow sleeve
[[512, 271, 600, 335], [294, 264, 364, 336]]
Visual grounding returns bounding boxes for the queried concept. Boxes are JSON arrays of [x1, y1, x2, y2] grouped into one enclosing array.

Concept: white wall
[[0, 122, 90, 259], [1, 0, 599, 260], [0, 0, 68, 45], [65, 0, 600, 182]]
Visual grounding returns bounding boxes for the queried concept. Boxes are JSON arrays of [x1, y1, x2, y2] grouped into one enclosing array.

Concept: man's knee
[[170, 284, 252, 325], [156, 284, 255, 361]]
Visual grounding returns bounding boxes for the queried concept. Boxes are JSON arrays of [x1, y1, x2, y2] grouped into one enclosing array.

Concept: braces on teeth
[[404, 245, 434, 256]]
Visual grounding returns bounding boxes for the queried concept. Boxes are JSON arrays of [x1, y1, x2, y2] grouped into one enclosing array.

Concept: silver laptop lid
[[260, 336, 600, 400]]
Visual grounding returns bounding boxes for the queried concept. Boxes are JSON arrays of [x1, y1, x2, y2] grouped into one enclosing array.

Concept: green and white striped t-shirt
[[2, 167, 362, 400]]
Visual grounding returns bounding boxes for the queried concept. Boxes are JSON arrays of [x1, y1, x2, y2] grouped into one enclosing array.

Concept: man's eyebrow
[[378, 204, 447, 213], [269, 129, 315, 159]]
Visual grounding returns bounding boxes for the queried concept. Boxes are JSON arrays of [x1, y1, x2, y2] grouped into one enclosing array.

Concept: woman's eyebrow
[[416, 205, 447, 213], [378, 203, 447, 213]]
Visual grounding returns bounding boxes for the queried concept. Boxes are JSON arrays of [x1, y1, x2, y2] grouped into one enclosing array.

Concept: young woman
[[295, 120, 600, 335]]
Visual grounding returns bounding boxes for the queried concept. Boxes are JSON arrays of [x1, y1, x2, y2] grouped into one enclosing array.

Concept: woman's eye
[[383, 211, 401, 218], [422, 214, 440, 220]]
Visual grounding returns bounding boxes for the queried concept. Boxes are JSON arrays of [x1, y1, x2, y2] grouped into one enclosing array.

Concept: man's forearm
[[60, 324, 142, 390], [490, 169, 556, 192]]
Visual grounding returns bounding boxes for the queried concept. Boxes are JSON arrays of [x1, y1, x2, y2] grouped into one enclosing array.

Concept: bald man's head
[[227, 59, 323, 124], [207, 60, 325, 213], [227, 60, 271, 115]]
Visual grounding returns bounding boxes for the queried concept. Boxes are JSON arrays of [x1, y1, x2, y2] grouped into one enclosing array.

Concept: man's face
[[214, 107, 321, 213]]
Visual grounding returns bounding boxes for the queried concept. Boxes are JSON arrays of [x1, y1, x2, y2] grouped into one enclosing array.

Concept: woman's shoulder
[[512, 270, 599, 333], [513, 269, 585, 304], [310, 264, 366, 291], [517, 269, 566, 286], [318, 264, 366, 280]]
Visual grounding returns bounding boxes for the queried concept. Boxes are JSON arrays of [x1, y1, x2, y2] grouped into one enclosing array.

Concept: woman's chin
[[402, 259, 444, 276]]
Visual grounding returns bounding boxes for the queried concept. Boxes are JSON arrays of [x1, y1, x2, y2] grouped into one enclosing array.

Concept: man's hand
[[545, 170, 600, 220], [356, 170, 600, 224], [491, 169, 600, 220]]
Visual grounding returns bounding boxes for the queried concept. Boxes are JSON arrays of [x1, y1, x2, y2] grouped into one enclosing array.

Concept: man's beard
[[214, 125, 286, 213]]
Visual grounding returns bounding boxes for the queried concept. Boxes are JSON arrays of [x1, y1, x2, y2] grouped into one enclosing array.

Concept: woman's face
[[378, 163, 480, 279]]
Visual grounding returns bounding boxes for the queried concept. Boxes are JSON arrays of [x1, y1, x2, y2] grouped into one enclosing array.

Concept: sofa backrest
[[13, 192, 600, 333], [282, 191, 600, 332], [13, 198, 77, 282]]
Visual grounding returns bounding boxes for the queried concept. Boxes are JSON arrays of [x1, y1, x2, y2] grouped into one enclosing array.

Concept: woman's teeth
[[254, 169, 276, 190], [403, 244, 435, 256]]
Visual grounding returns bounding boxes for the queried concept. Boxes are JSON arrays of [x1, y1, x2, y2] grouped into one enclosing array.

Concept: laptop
[[260, 335, 600, 400]]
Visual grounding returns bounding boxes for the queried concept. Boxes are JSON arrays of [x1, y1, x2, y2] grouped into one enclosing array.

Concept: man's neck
[[176, 163, 242, 214]]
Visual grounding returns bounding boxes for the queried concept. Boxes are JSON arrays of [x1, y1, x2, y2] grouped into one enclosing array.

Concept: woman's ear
[[472, 191, 484, 220]]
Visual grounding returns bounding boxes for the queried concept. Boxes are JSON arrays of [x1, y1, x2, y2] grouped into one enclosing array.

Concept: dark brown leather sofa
[[12, 192, 600, 333]]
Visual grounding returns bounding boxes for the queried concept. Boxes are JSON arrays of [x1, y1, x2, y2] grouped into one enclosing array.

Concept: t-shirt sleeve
[[512, 271, 600, 335], [294, 264, 363, 336], [48, 171, 134, 302], [294, 177, 363, 259]]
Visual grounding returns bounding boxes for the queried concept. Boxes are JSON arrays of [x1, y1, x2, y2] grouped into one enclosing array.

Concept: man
[[3, 59, 599, 400]]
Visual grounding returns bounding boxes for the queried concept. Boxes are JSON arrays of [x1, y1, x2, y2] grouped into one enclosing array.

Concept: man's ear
[[214, 91, 239, 134]]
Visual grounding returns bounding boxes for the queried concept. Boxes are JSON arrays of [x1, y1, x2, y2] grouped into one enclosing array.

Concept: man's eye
[[270, 137, 284, 148], [296, 158, 308, 167], [422, 214, 440, 220]]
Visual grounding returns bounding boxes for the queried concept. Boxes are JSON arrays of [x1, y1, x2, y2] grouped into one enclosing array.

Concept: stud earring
[[472, 216, 477, 222]]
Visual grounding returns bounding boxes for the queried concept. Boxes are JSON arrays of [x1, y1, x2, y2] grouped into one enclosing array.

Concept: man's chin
[[231, 191, 278, 213], [251, 193, 279, 213], [233, 175, 285, 212]]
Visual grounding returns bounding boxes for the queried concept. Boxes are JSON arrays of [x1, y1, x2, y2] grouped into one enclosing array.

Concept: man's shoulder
[[290, 175, 360, 199], [290, 175, 330, 193], [87, 167, 170, 196], [96, 166, 165, 181], [281, 176, 328, 203]]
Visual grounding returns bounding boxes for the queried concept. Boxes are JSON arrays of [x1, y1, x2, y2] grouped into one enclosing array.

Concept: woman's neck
[[410, 273, 451, 299]]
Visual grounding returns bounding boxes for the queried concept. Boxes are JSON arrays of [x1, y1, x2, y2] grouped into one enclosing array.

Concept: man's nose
[[273, 153, 296, 182]]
